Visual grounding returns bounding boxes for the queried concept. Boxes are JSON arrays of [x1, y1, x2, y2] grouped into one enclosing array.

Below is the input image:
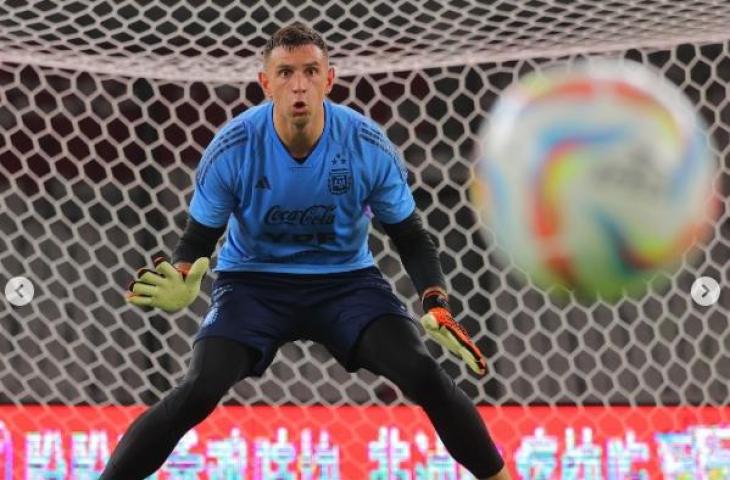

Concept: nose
[[291, 71, 307, 94]]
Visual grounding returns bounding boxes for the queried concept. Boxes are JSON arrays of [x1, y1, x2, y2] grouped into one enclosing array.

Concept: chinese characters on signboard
[[1, 408, 728, 478]]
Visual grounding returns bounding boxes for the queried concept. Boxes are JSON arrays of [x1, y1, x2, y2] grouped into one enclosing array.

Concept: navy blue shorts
[[195, 267, 413, 376]]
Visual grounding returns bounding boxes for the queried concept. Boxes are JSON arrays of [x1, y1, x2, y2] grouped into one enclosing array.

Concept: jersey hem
[[213, 260, 376, 274]]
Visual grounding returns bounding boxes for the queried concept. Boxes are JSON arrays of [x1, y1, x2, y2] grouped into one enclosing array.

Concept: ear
[[325, 66, 336, 95], [258, 71, 272, 99]]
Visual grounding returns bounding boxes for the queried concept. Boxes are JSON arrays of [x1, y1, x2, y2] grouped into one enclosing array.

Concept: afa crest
[[328, 153, 352, 195]]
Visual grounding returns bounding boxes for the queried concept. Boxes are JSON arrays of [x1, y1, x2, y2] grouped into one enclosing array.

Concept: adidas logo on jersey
[[255, 176, 271, 190]]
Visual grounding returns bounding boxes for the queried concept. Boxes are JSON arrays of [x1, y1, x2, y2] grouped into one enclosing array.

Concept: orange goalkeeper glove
[[126, 256, 209, 312], [419, 288, 487, 375]]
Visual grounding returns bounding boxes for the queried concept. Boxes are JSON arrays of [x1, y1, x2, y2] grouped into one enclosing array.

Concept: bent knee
[[394, 354, 454, 402], [164, 374, 229, 424]]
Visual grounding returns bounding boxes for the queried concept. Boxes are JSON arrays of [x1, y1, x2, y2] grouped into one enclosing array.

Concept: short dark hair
[[262, 22, 328, 62]]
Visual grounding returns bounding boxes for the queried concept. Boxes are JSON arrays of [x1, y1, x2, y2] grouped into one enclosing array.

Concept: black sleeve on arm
[[380, 211, 446, 297], [172, 215, 226, 264]]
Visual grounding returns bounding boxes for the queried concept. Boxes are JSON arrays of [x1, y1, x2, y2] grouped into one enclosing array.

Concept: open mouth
[[292, 101, 308, 116]]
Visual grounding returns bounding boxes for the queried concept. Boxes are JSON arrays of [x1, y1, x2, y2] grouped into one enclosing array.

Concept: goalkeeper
[[100, 22, 508, 480]]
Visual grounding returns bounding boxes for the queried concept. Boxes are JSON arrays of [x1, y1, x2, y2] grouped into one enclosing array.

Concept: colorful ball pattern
[[473, 59, 718, 298]]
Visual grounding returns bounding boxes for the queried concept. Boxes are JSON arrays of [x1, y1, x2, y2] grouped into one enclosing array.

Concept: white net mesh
[[3, 0, 730, 82], [1, 0, 729, 475]]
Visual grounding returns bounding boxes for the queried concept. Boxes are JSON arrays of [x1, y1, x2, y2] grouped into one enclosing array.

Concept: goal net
[[0, 1, 728, 477]]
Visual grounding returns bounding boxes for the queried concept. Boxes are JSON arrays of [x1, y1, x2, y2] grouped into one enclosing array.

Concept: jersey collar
[[268, 100, 331, 166]]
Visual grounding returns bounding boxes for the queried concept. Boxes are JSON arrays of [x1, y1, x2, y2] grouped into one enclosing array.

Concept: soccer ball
[[473, 59, 717, 298]]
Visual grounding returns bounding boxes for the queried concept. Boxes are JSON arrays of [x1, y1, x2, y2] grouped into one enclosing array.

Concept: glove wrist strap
[[422, 287, 450, 312]]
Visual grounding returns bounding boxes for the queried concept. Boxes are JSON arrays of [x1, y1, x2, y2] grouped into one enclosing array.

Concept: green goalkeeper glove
[[126, 256, 209, 312], [419, 288, 487, 376]]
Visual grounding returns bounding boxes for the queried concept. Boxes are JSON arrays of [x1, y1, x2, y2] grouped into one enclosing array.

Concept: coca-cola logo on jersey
[[264, 205, 336, 225]]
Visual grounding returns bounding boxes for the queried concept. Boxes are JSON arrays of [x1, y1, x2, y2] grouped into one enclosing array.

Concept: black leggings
[[100, 316, 503, 479]]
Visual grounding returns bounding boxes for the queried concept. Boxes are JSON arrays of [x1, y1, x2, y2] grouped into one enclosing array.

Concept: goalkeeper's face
[[259, 44, 335, 129]]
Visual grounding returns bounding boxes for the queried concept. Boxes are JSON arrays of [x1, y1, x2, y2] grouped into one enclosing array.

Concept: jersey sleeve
[[363, 124, 416, 224], [189, 123, 246, 227]]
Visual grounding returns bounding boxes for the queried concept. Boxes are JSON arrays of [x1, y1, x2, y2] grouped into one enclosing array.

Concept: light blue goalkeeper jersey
[[189, 100, 415, 273]]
